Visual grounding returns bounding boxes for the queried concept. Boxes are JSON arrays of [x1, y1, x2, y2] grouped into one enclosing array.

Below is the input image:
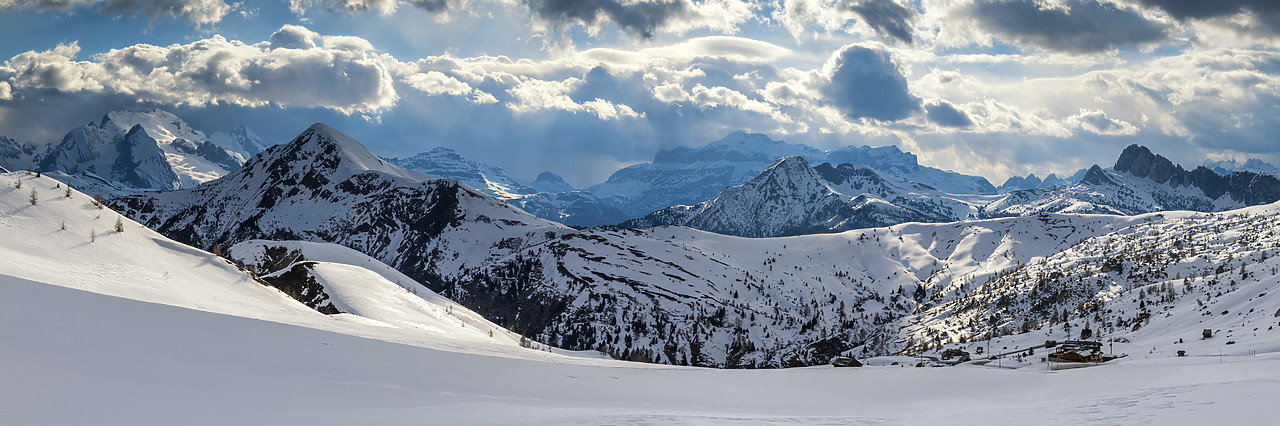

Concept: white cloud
[[1068, 108, 1139, 135], [2, 27, 397, 115], [689, 84, 774, 115], [268, 25, 320, 50], [404, 70, 473, 96], [505, 77, 640, 120], [582, 98, 643, 120]]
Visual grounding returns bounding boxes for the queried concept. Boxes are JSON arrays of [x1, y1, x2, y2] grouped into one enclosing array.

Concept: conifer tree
[[114, 216, 124, 233], [29, 188, 38, 205]]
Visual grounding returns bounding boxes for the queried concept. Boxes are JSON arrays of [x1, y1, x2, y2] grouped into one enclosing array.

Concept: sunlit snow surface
[[2, 172, 1279, 424]]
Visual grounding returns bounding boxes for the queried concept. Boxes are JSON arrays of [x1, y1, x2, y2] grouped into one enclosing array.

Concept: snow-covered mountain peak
[[653, 132, 826, 165], [825, 144, 917, 170], [386, 145, 538, 198], [531, 171, 575, 193], [1079, 164, 1114, 186], [105, 108, 208, 144], [209, 124, 271, 161], [762, 155, 814, 174], [268, 123, 416, 182]]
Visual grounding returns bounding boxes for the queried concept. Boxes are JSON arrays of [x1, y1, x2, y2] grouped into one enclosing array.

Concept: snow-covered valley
[[5, 123, 1280, 423], [3, 170, 1279, 423]]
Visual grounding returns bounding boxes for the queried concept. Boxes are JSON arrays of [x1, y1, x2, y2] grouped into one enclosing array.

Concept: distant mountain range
[[388, 131, 998, 226], [996, 169, 1088, 193], [0, 109, 268, 196], [624, 145, 1280, 237], [9, 109, 1280, 237], [1203, 158, 1279, 175]]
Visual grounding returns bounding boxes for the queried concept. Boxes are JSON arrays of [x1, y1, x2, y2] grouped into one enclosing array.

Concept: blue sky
[[1, 0, 1279, 187]]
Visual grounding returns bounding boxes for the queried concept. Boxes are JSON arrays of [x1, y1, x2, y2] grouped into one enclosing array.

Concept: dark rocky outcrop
[[1115, 144, 1280, 205]]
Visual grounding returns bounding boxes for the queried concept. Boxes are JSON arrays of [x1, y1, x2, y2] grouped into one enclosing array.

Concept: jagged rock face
[[262, 261, 342, 315], [11, 109, 266, 195], [1115, 144, 1183, 183], [1114, 144, 1280, 205], [36, 122, 181, 191]]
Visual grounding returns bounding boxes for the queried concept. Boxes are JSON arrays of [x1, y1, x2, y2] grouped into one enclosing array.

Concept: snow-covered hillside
[[896, 203, 1280, 358], [0, 170, 538, 355], [227, 239, 531, 345]]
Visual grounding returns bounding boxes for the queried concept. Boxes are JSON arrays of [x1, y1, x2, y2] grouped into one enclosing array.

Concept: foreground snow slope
[[229, 239, 530, 346], [0, 171, 558, 358], [3, 275, 1278, 424], [0, 172, 309, 320]]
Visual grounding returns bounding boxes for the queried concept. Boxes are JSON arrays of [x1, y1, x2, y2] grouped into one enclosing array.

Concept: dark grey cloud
[[824, 44, 920, 122], [523, 0, 691, 39], [1137, 0, 1280, 35], [0, 0, 230, 24], [966, 0, 1170, 53], [925, 100, 972, 128], [845, 0, 916, 44]]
